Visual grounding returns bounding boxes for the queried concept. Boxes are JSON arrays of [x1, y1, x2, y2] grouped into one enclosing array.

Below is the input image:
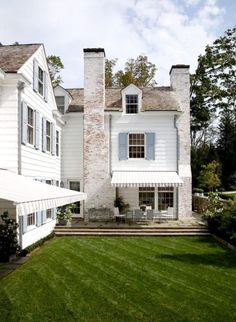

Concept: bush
[[114, 197, 129, 213], [0, 211, 20, 262]]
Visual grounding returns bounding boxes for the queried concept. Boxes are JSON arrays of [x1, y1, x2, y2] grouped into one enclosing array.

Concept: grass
[[0, 237, 236, 322]]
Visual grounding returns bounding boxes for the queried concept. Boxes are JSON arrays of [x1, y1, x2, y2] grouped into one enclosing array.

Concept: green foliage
[[192, 188, 204, 194], [203, 192, 224, 219], [198, 161, 221, 191], [105, 54, 157, 87], [20, 232, 55, 256], [57, 204, 75, 222], [114, 197, 129, 213], [0, 211, 20, 261], [47, 55, 64, 88]]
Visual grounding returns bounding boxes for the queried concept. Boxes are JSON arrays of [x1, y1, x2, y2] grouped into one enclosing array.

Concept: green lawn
[[0, 237, 236, 322]]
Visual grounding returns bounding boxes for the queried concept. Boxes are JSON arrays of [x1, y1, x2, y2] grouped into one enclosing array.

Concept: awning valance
[[0, 170, 87, 216], [111, 171, 183, 188]]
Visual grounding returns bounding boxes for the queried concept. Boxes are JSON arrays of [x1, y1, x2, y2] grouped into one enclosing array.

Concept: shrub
[[57, 204, 76, 222], [0, 211, 20, 262]]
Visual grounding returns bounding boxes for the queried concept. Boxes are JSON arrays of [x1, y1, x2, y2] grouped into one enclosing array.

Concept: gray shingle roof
[[0, 44, 41, 72], [67, 87, 181, 112]]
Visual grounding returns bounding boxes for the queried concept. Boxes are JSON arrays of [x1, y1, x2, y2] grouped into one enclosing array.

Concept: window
[[46, 180, 52, 185], [27, 213, 35, 226], [27, 106, 34, 145], [56, 130, 59, 156], [129, 133, 145, 158], [69, 181, 80, 214], [46, 121, 51, 152], [139, 187, 155, 209], [38, 66, 44, 96], [158, 187, 174, 211], [126, 95, 138, 114], [46, 209, 52, 219], [55, 96, 65, 114]]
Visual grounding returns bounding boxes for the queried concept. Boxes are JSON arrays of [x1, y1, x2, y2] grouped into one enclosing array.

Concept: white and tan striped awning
[[0, 169, 87, 216], [111, 171, 183, 188]]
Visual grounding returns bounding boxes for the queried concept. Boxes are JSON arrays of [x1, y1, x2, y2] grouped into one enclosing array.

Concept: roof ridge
[[0, 43, 42, 47]]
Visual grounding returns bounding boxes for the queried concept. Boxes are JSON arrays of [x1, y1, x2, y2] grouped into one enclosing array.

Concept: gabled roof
[[0, 43, 41, 72], [66, 87, 181, 112]]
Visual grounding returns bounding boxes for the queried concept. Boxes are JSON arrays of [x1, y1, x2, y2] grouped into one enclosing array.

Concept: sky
[[0, 0, 235, 88]]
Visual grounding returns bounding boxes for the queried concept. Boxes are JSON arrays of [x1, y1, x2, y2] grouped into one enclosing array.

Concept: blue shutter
[[21, 101, 28, 145], [145, 133, 155, 160], [42, 210, 47, 224], [51, 123, 56, 155], [22, 215, 27, 234], [33, 59, 38, 92], [52, 208, 57, 220], [119, 133, 128, 160], [44, 72, 48, 102], [36, 211, 42, 226], [35, 111, 40, 150], [42, 117, 47, 152]]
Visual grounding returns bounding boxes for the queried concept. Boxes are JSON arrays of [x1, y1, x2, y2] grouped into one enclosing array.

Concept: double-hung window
[[56, 130, 59, 156], [27, 107, 34, 145], [38, 66, 44, 96], [27, 213, 35, 226], [126, 95, 138, 114], [129, 133, 145, 158], [46, 121, 51, 152]]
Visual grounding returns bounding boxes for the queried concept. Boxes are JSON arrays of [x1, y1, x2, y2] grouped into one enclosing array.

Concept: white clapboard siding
[[111, 114, 177, 172], [18, 45, 61, 181], [0, 85, 19, 172], [61, 113, 84, 182]]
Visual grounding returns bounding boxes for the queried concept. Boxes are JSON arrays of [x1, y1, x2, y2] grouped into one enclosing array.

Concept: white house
[[54, 48, 192, 220], [0, 44, 86, 249]]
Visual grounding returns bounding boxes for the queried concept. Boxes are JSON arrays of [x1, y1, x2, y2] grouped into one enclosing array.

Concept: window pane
[[126, 95, 138, 114], [69, 181, 80, 214], [158, 187, 174, 211], [129, 133, 145, 158], [139, 187, 155, 209]]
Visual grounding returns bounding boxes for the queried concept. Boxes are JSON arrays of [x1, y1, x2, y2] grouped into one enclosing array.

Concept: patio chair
[[153, 210, 161, 222], [160, 207, 174, 220], [125, 210, 133, 224], [134, 209, 144, 222], [146, 209, 154, 221]]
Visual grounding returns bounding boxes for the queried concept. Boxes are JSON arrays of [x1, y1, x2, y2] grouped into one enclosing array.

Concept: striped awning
[[111, 171, 183, 188], [0, 169, 87, 216]]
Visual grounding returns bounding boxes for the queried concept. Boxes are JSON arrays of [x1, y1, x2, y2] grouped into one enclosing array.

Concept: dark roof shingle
[[0, 44, 41, 72], [67, 87, 181, 112]]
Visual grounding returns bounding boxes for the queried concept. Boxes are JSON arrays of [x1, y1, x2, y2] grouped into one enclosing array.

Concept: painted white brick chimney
[[83, 48, 114, 212], [170, 65, 192, 218]]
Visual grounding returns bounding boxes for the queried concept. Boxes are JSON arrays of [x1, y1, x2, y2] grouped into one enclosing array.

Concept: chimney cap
[[83, 48, 105, 53], [169, 64, 190, 74]]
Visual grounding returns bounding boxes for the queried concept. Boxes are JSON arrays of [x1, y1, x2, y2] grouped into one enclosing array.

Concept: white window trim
[[26, 106, 35, 147], [121, 84, 142, 115], [128, 132, 146, 160], [27, 213, 36, 229], [46, 120, 51, 153]]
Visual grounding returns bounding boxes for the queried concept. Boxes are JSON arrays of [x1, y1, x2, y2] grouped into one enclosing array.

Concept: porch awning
[[111, 171, 183, 188], [0, 169, 87, 216]]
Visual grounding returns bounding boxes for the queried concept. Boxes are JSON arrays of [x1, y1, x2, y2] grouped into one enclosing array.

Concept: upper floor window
[[129, 133, 145, 158], [55, 96, 65, 114], [38, 66, 44, 96], [46, 121, 51, 152], [126, 95, 138, 114], [27, 107, 34, 145], [56, 130, 59, 156]]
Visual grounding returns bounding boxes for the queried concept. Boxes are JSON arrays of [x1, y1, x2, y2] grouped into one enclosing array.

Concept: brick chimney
[[83, 48, 114, 213], [170, 65, 192, 218]]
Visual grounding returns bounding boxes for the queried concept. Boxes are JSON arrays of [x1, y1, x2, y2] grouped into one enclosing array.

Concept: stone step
[[55, 231, 210, 236], [55, 225, 207, 230], [54, 227, 208, 232]]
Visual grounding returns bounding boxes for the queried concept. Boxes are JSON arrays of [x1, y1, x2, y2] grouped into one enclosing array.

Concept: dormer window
[[126, 95, 138, 114], [38, 66, 44, 96], [122, 84, 142, 114]]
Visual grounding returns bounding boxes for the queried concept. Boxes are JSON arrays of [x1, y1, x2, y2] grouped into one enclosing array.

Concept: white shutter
[[51, 123, 56, 155], [35, 111, 40, 150], [33, 59, 38, 92]]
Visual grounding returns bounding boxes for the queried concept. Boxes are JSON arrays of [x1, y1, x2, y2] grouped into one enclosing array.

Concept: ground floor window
[[69, 181, 80, 214], [158, 187, 174, 211], [27, 213, 35, 226], [46, 209, 52, 219], [139, 187, 155, 209]]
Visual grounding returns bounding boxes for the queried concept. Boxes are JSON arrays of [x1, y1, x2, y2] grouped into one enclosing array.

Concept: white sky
[[0, 0, 235, 87]]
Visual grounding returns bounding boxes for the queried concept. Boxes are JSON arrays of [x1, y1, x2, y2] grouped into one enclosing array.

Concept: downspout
[[17, 81, 25, 175], [109, 114, 112, 176], [174, 115, 179, 220]]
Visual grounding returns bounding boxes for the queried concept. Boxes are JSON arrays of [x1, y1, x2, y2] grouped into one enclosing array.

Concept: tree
[[105, 54, 157, 87], [190, 26, 236, 145], [198, 161, 221, 191], [47, 55, 64, 88]]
